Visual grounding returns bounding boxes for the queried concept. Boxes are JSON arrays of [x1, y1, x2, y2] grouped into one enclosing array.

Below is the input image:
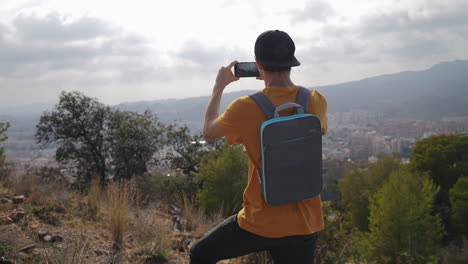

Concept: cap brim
[[259, 57, 301, 67]]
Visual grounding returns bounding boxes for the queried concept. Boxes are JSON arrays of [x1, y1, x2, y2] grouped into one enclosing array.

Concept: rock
[[8, 209, 26, 222], [41, 233, 63, 243], [19, 244, 36, 252], [50, 235, 64, 243], [180, 239, 191, 252], [0, 216, 14, 225], [1, 197, 11, 204], [13, 195, 25, 204], [173, 217, 184, 233], [37, 230, 48, 240]]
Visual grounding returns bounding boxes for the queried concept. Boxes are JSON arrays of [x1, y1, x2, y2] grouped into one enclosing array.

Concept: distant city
[[1, 60, 468, 173]]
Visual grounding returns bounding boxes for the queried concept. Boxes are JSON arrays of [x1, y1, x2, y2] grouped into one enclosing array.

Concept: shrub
[[367, 170, 444, 263], [197, 144, 248, 217]]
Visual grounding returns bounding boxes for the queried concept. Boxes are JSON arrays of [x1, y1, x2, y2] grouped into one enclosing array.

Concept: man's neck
[[263, 71, 295, 88]]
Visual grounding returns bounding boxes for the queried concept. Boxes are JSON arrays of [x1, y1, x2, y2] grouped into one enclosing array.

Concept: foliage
[[321, 164, 349, 201], [0, 121, 10, 165], [197, 144, 248, 216], [139, 172, 198, 206], [410, 135, 468, 239], [367, 169, 444, 263], [450, 176, 468, 241], [410, 135, 468, 192], [165, 124, 224, 175], [35, 91, 111, 185], [338, 155, 401, 230], [31, 204, 63, 226], [35, 91, 164, 186], [108, 110, 164, 180], [0, 241, 13, 259], [315, 202, 361, 264]]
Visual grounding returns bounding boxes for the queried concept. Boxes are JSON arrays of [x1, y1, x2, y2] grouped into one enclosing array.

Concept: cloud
[[177, 40, 228, 66], [359, 3, 468, 37], [291, 0, 336, 23], [175, 40, 251, 76], [12, 12, 117, 42], [0, 12, 158, 81], [296, 0, 468, 66]]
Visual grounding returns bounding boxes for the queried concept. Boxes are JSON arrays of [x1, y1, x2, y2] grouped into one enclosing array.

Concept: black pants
[[190, 215, 318, 264]]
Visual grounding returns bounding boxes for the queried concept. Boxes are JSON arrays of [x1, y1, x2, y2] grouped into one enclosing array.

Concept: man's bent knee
[[189, 240, 214, 264]]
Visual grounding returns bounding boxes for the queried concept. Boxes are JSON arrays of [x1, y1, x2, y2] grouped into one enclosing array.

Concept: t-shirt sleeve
[[310, 90, 328, 134], [216, 97, 247, 145]]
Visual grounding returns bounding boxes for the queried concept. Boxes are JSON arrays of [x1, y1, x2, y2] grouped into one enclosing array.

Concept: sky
[[0, 0, 467, 108]]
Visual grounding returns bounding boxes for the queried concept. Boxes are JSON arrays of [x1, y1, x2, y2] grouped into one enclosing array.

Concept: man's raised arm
[[203, 61, 239, 139]]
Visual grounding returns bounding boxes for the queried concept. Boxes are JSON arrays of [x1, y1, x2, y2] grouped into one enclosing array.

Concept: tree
[[0, 122, 9, 165], [35, 91, 164, 186], [338, 155, 401, 230], [36, 91, 111, 186], [449, 176, 468, 241], [411, 135, 468, 193], [197, 144, 248, 216], [367, 170, 443, 263], [108, 110, 164, 180], [165, 124, 224, 175], [410, 135, 468, 239]]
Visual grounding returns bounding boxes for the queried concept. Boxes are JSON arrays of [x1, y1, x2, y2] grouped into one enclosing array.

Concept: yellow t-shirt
[[216, 85, 328, 238]]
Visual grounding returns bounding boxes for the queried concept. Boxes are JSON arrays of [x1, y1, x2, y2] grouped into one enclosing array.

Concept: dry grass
[[128, 207, 173, 263], [8, 171, 73, 207], [182, 195, 223, 236], [106, 181, 131, 253]]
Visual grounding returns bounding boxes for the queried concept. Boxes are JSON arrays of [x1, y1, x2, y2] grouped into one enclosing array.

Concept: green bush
[[138, 172, 198, 207], [366, 170, 444, 263], [197, 144, 248, 217], [450, 176, 468, 241]]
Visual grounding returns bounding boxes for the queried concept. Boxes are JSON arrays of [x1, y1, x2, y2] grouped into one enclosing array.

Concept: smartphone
[[234, 62, 260, 78]]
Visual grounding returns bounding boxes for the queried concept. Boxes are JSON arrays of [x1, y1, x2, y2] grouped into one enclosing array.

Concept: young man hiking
[[191, 30, 328, 264]]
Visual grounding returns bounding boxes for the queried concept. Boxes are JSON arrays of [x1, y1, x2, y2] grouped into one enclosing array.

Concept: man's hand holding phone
[[214, 61, 240, 93]]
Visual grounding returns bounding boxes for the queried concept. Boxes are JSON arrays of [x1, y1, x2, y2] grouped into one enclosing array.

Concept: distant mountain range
[[117, 60, 468, 131]]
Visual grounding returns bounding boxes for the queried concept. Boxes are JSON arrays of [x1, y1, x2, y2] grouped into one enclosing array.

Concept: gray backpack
[[250, 87, 323, 206]]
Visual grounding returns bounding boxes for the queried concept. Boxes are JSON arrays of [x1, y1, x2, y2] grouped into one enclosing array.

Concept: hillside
[[117, 60, 468, 130], [318, 60, 468, 118]]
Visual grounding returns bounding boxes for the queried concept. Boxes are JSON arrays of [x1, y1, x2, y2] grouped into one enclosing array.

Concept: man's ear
[[255, 58, 264, 70]]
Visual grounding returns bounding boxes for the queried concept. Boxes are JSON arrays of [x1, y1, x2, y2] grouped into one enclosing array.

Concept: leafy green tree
[[0, 122, 9, 165], [338, 155, 401, 230], [367, 170, 444, 263], [36, 91, 111, 185], [165, 124, 224, 175], [35, 91, 164, 186], [108, 110, 164, 180], [410, 135, 468, 239], [450, 176, 468, 241], [411, 135, 468, 193], [197, 144, 248, 216]]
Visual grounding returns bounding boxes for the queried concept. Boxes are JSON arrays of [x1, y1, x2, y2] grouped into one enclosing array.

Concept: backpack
[[249, 87, 323, 206]]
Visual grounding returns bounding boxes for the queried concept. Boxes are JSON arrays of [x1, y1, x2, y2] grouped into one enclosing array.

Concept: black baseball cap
[[254, 30, 300, 67]]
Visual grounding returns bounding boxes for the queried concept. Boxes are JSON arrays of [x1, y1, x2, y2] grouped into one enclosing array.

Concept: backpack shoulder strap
[[249, 92, 275, 120], [295, 86, 310, 114]]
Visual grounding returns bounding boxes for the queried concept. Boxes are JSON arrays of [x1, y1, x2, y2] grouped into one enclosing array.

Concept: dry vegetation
[[0, 169, 271, 264]]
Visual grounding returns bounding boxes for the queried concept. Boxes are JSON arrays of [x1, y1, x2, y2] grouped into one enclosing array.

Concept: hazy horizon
[[1, 0, 468, 108]]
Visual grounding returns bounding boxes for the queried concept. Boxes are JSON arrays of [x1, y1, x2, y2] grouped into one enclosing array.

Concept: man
[[190, 30, 328, 264]]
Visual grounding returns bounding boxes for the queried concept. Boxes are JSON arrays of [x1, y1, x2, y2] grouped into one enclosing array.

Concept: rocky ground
[[0, 192, 264, 264]]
